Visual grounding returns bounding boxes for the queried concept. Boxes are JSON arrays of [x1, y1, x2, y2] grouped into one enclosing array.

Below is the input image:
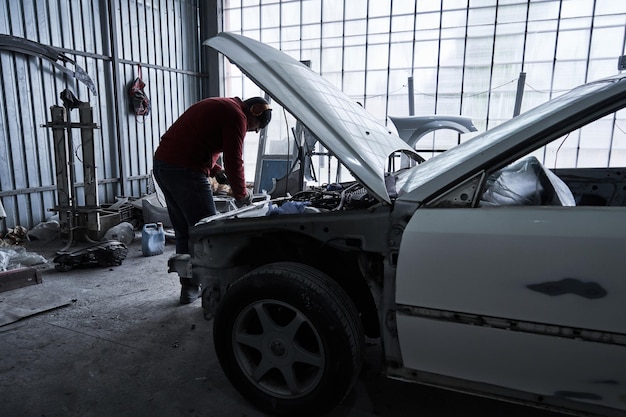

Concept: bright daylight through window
[[221, 0, 626, 185]]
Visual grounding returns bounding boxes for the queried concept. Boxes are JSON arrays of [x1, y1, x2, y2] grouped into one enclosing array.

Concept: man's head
[[244, 97, 272, 132]]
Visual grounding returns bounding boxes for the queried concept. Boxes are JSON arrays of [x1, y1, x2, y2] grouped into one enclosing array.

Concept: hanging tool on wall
[[128, 64, 151, 120]]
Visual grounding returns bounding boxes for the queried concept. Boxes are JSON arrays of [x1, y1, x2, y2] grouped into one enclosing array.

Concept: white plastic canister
[[142, 222, 165, 256]]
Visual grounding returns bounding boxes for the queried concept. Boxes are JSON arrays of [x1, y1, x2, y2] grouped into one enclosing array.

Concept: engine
[[288, 182, 379, 211]]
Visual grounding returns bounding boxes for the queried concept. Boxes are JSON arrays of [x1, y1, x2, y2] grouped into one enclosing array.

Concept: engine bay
[[288, 182, 379, 212]]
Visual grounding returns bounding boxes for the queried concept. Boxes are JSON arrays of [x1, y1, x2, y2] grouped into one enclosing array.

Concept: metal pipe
[[513, 71, 526, 117], [408, 76, 415, 116]]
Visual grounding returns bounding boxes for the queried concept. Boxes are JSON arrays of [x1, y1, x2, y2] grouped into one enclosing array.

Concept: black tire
[[213, 262, 364, 416]]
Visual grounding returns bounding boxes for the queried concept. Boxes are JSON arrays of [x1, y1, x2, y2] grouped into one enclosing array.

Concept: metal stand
[[43, 103, 103, 252]]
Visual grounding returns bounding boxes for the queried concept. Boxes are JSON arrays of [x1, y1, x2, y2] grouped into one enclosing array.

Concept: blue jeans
[[152, 159, 217, 254]]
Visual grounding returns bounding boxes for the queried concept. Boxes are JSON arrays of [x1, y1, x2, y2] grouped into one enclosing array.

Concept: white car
[[169, 32, 626, 417]]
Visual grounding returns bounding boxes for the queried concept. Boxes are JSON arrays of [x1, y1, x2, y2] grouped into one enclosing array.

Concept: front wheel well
[[231, 231, 381, 338]]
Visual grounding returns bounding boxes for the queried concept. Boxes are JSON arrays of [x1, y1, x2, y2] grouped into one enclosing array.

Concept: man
[[153, 96, 272, 304]]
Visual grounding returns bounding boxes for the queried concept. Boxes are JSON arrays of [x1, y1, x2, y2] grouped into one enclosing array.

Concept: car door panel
[[396, 207, 625, 333], [395, 315, 626, 411], [395, 207, 626, 411]]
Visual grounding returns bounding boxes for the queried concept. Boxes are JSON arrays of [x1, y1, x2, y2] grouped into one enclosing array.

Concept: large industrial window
[[220, 0, 626, 186]]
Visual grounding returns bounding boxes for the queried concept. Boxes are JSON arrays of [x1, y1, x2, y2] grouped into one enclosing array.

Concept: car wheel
[[213, 262, 364, 416]]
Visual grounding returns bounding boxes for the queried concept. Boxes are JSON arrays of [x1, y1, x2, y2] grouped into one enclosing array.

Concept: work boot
[[180, 278, 201, 304]]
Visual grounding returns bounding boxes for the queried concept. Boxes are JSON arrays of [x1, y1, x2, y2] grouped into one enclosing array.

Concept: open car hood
[[204, 32, 420, 203]]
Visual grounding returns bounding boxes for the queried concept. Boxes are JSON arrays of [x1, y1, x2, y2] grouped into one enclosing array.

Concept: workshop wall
[[0, 0, 205, 232]]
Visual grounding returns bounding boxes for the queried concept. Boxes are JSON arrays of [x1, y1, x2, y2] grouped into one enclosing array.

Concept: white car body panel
[[396, 207, 626, 409], [389, 115, 477, 147], [204, 32, 420, 203], [395, 316, 626, 411]]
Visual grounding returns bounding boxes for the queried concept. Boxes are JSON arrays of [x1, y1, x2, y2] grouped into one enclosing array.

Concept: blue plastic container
[[142, 222, 165, 256]]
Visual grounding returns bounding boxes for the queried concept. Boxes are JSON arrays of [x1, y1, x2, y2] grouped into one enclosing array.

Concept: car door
[[395, 205, 626, 414]]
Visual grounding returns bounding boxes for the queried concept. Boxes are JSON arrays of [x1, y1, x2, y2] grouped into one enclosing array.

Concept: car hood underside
[[204, 32, 420, 203]]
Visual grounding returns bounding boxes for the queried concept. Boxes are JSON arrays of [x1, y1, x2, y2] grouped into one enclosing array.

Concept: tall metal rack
[[42, 102, 113, 252]]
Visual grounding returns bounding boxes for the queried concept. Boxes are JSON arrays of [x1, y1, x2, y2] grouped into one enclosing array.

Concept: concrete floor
[[0, 235, 567, 417]]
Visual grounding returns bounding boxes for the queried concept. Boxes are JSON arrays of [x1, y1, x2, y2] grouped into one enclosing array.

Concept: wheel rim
[[232, 299, 325, 399]]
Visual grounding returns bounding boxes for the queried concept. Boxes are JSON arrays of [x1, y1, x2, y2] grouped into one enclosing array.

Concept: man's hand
[[235, 189, 253, 208], [215, 170, 228, 185]]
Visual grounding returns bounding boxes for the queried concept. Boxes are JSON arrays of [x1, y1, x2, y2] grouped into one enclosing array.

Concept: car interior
[[480, 156, 576, 207]]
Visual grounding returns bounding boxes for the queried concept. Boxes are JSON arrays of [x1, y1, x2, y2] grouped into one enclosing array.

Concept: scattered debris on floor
[[0, 226, 28, 247], [102, 221, 135, 245], [26, 219, 61, 242], [0, 246, 49, 272], [53, 240, 129, 271], [0, 192, 176, 275]]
